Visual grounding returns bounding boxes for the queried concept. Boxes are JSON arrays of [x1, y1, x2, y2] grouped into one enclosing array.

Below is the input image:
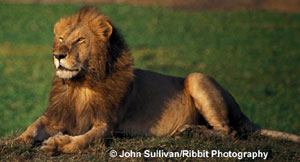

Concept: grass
[[1, 133, 300, 161], [0, 2, 300, 161]]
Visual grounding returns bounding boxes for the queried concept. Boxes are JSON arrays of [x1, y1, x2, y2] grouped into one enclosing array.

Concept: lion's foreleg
[[15, 115, 58, 145], [41, 122, 110, 154]]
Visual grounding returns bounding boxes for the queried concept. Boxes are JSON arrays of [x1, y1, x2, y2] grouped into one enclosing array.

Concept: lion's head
[[52, 7, 117, 80]]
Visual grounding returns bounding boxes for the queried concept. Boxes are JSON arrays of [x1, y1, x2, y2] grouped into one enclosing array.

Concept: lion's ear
[[101, 21, 113, 39], [53, 23, 58, 35], [53, 21, 63, 36]]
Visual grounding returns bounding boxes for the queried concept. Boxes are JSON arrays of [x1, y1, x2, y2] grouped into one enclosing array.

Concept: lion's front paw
[[14, 135, 34, 146], [41, 133, 79, 154]]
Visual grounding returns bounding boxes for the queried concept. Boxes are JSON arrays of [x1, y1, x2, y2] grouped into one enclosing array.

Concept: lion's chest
[[63, 87, 95, 135], [73, 87, 93, 110]]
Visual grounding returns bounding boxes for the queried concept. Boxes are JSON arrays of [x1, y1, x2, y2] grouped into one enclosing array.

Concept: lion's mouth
[[58, 65, 79, 72]]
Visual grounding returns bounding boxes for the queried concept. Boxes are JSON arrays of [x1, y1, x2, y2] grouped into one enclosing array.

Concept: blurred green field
[[0, 2, 300, 140]]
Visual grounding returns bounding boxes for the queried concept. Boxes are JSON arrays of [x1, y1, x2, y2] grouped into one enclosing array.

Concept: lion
[[15, 6, 300, 154]]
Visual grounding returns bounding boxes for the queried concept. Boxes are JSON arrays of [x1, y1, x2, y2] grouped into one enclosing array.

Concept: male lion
[[15, 7, 300, 153]]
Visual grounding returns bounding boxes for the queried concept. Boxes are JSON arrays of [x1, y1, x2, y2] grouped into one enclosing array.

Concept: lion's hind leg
[[175, 124, 231, 139], [184, 73, 234, 136]]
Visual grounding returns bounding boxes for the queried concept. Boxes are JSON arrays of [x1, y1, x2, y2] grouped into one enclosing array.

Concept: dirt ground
[[3, 0, 300, 13]]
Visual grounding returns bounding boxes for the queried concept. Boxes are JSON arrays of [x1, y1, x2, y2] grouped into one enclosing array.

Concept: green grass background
[[0, 3, 300, 138]]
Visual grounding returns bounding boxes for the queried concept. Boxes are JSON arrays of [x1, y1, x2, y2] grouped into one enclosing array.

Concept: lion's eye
[[59, 37, 63, 42], [77, 38, 85, 44]]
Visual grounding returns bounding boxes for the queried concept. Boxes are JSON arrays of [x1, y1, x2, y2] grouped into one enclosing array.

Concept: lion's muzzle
[[53, 53, 67, 60]]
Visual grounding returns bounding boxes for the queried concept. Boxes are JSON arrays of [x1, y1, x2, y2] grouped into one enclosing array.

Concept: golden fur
[[15, 7, 300, 154]]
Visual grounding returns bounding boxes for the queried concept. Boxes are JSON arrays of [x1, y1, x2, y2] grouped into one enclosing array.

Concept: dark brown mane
[[44, 7, 134, 136]]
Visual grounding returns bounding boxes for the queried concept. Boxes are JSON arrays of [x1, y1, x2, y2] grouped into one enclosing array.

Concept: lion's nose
[[53, 53, 67, 60]]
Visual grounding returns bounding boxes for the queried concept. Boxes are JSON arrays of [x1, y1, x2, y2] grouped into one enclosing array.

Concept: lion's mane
[[44, 7, 134, 135]]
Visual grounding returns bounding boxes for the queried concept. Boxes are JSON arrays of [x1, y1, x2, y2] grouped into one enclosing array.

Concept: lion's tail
[[259, 129, 300, 143], [236, 115, 300, 143]]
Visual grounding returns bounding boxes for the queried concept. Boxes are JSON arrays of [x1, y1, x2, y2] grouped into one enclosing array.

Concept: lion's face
[[52, 8, 113, 80], [52, 25, 92, 79]]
